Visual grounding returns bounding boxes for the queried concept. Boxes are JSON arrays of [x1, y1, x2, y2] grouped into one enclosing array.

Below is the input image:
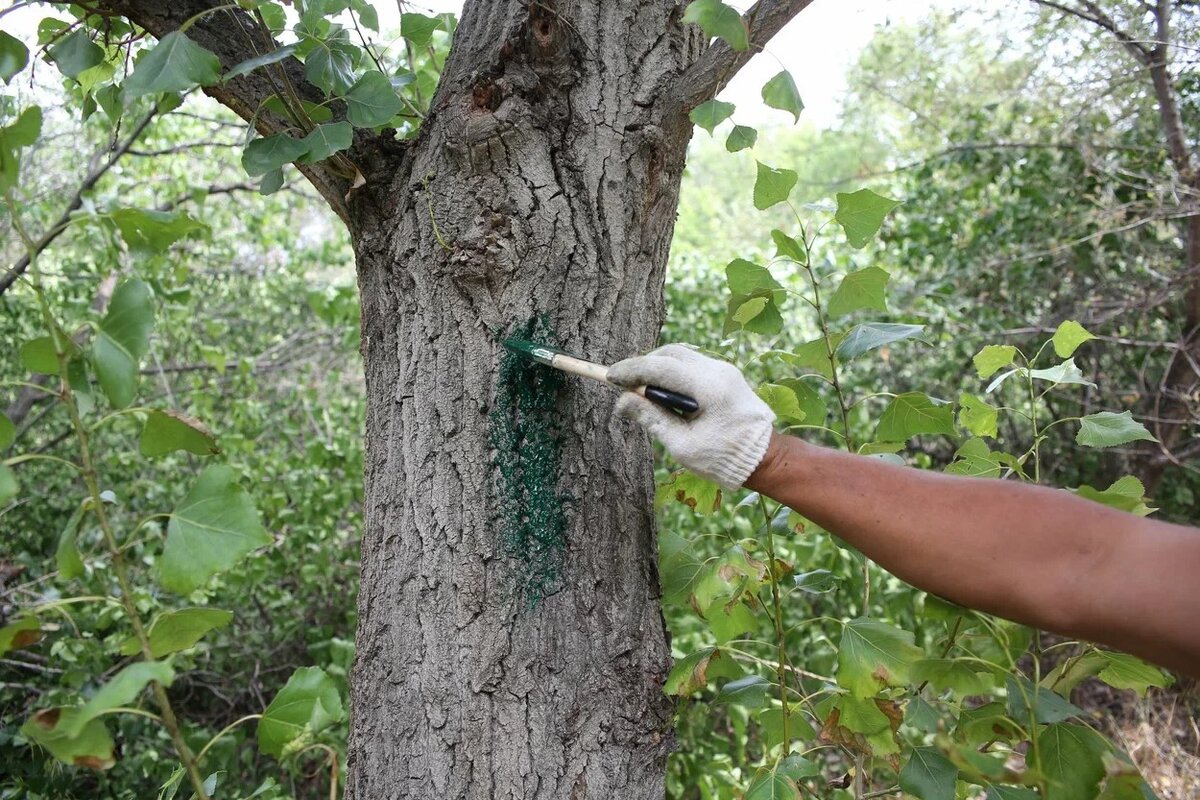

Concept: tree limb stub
[[673, 0, 817, 113], [97, 0, 358, 223]]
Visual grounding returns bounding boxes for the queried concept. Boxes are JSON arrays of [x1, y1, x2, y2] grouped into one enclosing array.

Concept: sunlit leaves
[[1029, 723, 1108, 800], [823, 695, 901, 756], [0, 31, 29, 83], [682, 0, 748, 51], [756, 384, 805, 424], [242, 133, 309, 176], [1028, 358, 1096, 388], [753, 161, 797, 210], [1076, 411, 1156, 448], [836, 322, 923, 360], [771, 229, 806, 263], [837, 618, 922, 697], [345, 70, 404, 127], [726, 124, 757, 152], [91, 279, 155, 408], [1093, 652, 1170, 696], [827, 266, 889, 317], [110, 208, 207, 253], [876, 392, 955, 442], [834, 188, 900, 248], [158, 465, 271, 594], [899, 746, 958, 800], [298, 121, 353, 163], [400, 12, 454, 47], [139, 410, 220, 457], [664, 647, 742, 697], [657, 469, 722, 514], [1053, 320, 1096, 358], [725, 258, 786, 335], [910, 658, 995, 698], [973, 345, 1018, 378], [48, 29, 104, 79], [124, 32, 221, 97], [0, 105, 43, 192], [690, 99, 735, 134], [761, 70, 803, 123], [1074, 476, 1154, 516], [958, 393, 998, 438], [119, 608, 234, 658]]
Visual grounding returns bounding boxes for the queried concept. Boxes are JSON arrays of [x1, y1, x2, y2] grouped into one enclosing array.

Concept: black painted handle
[[644, 385, 700, 415]]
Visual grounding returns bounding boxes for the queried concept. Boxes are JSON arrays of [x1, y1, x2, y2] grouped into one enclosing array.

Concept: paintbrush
[[502, 338, 700, 415]]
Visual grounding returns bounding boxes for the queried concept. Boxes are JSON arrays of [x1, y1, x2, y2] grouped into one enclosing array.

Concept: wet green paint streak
[[490, 318, 568, 607]]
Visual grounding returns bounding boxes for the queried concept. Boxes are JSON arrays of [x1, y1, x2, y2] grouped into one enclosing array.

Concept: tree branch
[[96, 0, 359, 224], [1030, 0, 1153, 62], [674, 0, 816, 111], [0, 110, 156, 297]]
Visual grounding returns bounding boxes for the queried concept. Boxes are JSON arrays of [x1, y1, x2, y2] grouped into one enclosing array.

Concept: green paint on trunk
[[490, 318, 568, 607]]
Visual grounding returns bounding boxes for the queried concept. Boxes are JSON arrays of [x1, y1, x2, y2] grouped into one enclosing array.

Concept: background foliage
[[1, 2, 1196, 799]]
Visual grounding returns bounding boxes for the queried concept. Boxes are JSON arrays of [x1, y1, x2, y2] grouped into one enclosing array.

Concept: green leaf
[[303, 36, 357, 95], [0, 463, 17, 505], [20, 710, 114, 770], [1028, 358, 1097, 388], [0, 411, 12, 450], [876, 392, 955, 442], [793, 568, 838, 593], [21, 336, 61, 374], [911, 658, 995, 697], [753, 161, 797, 210], [725, 259, 785, 335], [225, 43, 298, 81], [985, 787, 1040, 800], [0, 106, 42, 193], [827, 266, 889, 317], [1075, 476, 1155, 516], [780, 378, 826, 427], [157, 465, 271, 594], [299, 121, 353, 163], [400, 12, 452, 47], [725, 124, 757, 152], [345, 70, 404, 128], [727, 259, 783, 295], [682, 0, 748, 51], [48, 28, 104, 79], [703, 597, 756, 644], [713, 675, 771, 708], [689, 99, 735, 134], [1029, 723, 1108, 800], [829, 695, 900, 755], [756, 384, 805, 423], [0, 617, 40, 656], [973, 345, 1018, 378], [0, 30, 29, 83], [242, 133, 310, 177], [958, 393, 999, 438], [124, 31, 221, 96], [656, 469, 722, 514], [1053, 320, 1096, 358], [899, 746, 958, 800], [834, 188, 901, 248], [732, 296, 768, 324], [837, 617, 923, 697], [61, 661, 174, 738], [1094, 652, 1170, 696], [761, 70, 803, 123], [120, 607, 234, 658], [259, 167, 285, 195], [836, 322, 923, 360], [139, 410, 220, 457], [351, 0, 380, 30], [91, 279, 155, 408], [110, 208, 206, 253], [57, 501, 89, 580], [1076, 411, 1157, 448], [664, 647, 742, 697], [770, 229, 805, 263], [762, 337, 841, 380], [1006, 675, 1081, 726], [746, 756, 816, 800], [258, 666, 343, 758]]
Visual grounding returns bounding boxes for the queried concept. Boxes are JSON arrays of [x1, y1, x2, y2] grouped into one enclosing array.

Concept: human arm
[[609, 345, 1200, 677]]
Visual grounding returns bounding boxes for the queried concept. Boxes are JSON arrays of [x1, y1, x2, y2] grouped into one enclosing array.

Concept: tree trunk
[[345, 3, 701, 796]]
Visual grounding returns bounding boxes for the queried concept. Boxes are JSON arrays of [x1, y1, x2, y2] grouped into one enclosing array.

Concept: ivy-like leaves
[[834, 188, 901, 248], [124, 32, 221, 97], [345, 70, 404, 127]]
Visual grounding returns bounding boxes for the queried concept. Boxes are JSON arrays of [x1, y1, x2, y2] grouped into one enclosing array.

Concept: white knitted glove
[[609, 344, 776, 490]]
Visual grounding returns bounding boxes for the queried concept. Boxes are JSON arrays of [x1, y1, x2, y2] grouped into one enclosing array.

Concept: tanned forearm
[[746, 433, 1200, 677]]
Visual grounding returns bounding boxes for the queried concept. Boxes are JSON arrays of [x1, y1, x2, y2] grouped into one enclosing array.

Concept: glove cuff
[[710, 419, 773, 490]]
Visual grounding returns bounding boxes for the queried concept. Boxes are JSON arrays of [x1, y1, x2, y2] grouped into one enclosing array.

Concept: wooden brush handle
[[547, 353, 700, 415]]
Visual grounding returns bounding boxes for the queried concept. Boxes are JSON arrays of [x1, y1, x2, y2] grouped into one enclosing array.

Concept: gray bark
[[346, 3, 700, 797]]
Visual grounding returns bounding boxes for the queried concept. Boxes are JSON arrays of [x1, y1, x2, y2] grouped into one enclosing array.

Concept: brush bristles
[[502, 337, 561, 365]]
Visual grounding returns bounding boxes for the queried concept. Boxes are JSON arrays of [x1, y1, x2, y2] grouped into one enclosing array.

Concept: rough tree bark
[[95, 0, 811, 796]]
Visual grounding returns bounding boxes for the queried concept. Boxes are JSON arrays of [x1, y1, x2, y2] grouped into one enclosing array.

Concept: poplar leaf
[[682, 0, 748, 51], [0, 31, 29, 83], [119, 607, 234, 657], [958, 393, 998, 438], [837, 617, 922, 697], [258, 667, 343, 758], [60, 661, 174, 738], [1094, 652, 1171, 696], [48, 29, 103, 79], [124, 32, 221, 96], [1076, 411, 1157, 448], [973, 345, 1017, 378], [1029, 723, 1107, 800], [899, 747, 958, 800], [110, 208, 206, 253], [827, 266, 889, 317], [242, 133, 309, 176], [1053, 320, 1096, 358], [834, 188, 901, 248], [753, 161, 797, 210], [761, 70, 803, 123], [157, 465, 271, 594], [690, 99, 735, 134], [139, 409, 220, 457], [345, 70, 403, 127], [0, 411, 13, 450], [225, 43, 298, 82], [298, 121, 353, 163], [664, 647, 742, 697], [756, 384, 805, 423], [91, 279, 155, 408], [0, 617, 40, 655], [836, 322, 923, 360], [725, 124, 757, 152], [0, 463, 17, 504], [20, 711, 114, 770]]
